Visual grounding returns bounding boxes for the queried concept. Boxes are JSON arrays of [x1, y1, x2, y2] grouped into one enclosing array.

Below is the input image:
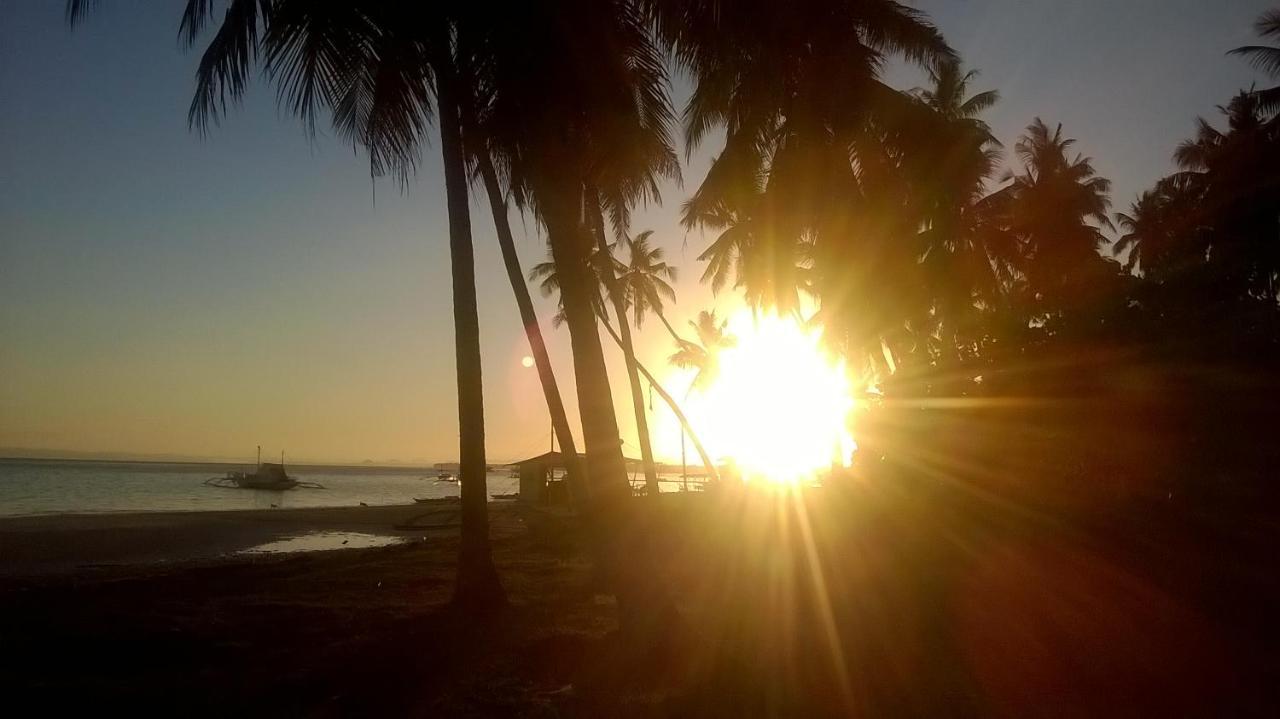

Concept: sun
[[661, 310, 858, 484]]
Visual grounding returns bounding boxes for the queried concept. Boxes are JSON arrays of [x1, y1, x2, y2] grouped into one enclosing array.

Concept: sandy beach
[[0, 500, 480, 575], [1, 486, 1275, 716]]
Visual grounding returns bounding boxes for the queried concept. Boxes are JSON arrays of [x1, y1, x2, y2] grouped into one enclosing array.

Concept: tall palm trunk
[[586, 192, 661, 497], [476, 154, 585, 501], [434, 54, 505, 611], [654, 311, 684, 346], [535, 176, 677, 638], [597, 313, 720, 483]]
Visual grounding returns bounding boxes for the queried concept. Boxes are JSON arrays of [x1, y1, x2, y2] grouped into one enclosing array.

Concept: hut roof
[[508, 451, 579, 469], [507, 451, 642, 468]]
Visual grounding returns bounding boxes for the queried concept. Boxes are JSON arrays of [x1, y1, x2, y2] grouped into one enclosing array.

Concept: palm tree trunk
[[535, 178, 680, 639], [434, 54, 505, 611], [539, 198, 631, 497], [655, 310, 684, 346], [597, 313, 720, 484], [475, 153, 585, 502], [586, 192, 661, 497]]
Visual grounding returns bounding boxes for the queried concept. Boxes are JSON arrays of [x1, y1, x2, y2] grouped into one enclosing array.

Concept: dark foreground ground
[[1, 480, 1276, 717]]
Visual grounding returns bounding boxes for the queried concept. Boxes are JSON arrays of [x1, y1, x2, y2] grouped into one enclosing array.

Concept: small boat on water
[[436, 472, 457, 482], [205, 447, 322, 490], [215, 462, 299, 490]]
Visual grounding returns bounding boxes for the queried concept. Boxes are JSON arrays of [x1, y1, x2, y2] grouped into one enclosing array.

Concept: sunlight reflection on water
[[240, 531, 408, 554]]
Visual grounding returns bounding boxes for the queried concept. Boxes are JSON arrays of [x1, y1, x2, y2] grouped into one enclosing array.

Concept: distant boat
[[413, 497, 434, 504], [436, 472, 456, 481], [207, 462, 299, 490], [204, 447, 322, 490]]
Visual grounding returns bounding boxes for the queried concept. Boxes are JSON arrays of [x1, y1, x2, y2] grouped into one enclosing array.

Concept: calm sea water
[[0, 458, 522, 517]]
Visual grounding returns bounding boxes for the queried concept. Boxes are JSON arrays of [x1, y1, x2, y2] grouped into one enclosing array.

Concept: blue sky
[[0, 1, 1273, 463]]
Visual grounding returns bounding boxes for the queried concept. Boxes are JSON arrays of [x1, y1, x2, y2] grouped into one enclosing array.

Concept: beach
[[2, 485, 1275, 716], [0, 500, 477, 575]]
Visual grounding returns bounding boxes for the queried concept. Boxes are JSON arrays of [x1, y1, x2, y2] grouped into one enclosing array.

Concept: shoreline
[[0, 497, 427, 522], [0, 499, 491, 577]]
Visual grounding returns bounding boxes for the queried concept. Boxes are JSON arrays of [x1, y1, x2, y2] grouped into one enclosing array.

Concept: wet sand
[[0, 500, 479, 575]]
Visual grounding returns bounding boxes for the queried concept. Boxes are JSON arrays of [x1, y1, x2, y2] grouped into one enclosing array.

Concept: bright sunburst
[[663, 310, 858, 484]]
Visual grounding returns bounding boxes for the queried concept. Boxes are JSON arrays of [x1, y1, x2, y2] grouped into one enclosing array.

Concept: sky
[[0, 0, 1273, 464]]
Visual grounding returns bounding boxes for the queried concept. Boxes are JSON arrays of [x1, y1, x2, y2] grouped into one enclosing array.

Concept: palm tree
[[530, 252, 721, 484], [1115, 190, 1169, 275], [1229, 8, 1280, 117], [659, 0, 954, 369], [1173, 92, 1280, 303], [668, 310, 736, 394], [1004, 119, 1115, 321], [466, 2, 685, 633], [587, 199, 663, 498], [473, 1, 678, 515], [907, 60, 1013, 362], [912, 58, 999, 128], [1113, 173, 1209, 283], [464, 107, 584, 500], [69, 1, 507, 609], [667, 310, 735, 489], [616, 231, 680, 338]]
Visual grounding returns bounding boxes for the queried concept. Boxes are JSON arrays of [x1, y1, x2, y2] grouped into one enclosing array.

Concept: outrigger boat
[[205, 447, 323, 490]]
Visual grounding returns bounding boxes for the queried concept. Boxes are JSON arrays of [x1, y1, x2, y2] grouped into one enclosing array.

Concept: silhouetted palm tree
[[1113, 173, 1209, 284], [466, 119, 584, 499], [667, 309, 734, 490], [69, 0, 508, 609], [909, 60, 1014, 361], [912, 58, 999, 129], [1004, 119, 1115, 321], [530, 251, 721, 484], [1174, 92, 1280, 303], [1229, 8, 1280, 116], [663, 0, 953, 370], [668, 310, 736, 394], [591, 227, 684, 496], [616, 231, 680, 337], [475, 2, 678, 528]]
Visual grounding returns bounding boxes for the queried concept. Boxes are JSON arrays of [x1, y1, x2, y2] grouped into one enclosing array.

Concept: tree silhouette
[[1004, 119, 1116, 325], [616, 231, 680, 337], [1229, 8, 1280, 116], [68, 0, 510, 609], [530, 250, 721, 483], [668, 310, 737, 395]]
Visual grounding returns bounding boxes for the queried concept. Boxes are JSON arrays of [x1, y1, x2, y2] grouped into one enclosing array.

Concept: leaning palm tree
[[474, 1, 678, 516], [68, 1, 506, 609], [1229, 8, 1280, 117], [462, 96, 583, 500], [668, 310, 735, 489], [586, 200, 663, 497], [530, 252, 721, 484]]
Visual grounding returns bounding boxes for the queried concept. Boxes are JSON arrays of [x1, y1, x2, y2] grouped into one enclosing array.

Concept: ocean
[[0, 458, 701, 517], [0, 458, 520, 517]]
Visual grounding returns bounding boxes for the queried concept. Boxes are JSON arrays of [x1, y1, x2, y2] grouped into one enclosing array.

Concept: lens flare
[[663, 310, 857, 484]]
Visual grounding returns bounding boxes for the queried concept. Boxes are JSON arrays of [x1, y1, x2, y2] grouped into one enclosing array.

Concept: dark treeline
[[69, 1, 1279, 638]]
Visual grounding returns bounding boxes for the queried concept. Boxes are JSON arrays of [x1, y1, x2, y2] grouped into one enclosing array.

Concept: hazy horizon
[[2, 0, 1272, 465]]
